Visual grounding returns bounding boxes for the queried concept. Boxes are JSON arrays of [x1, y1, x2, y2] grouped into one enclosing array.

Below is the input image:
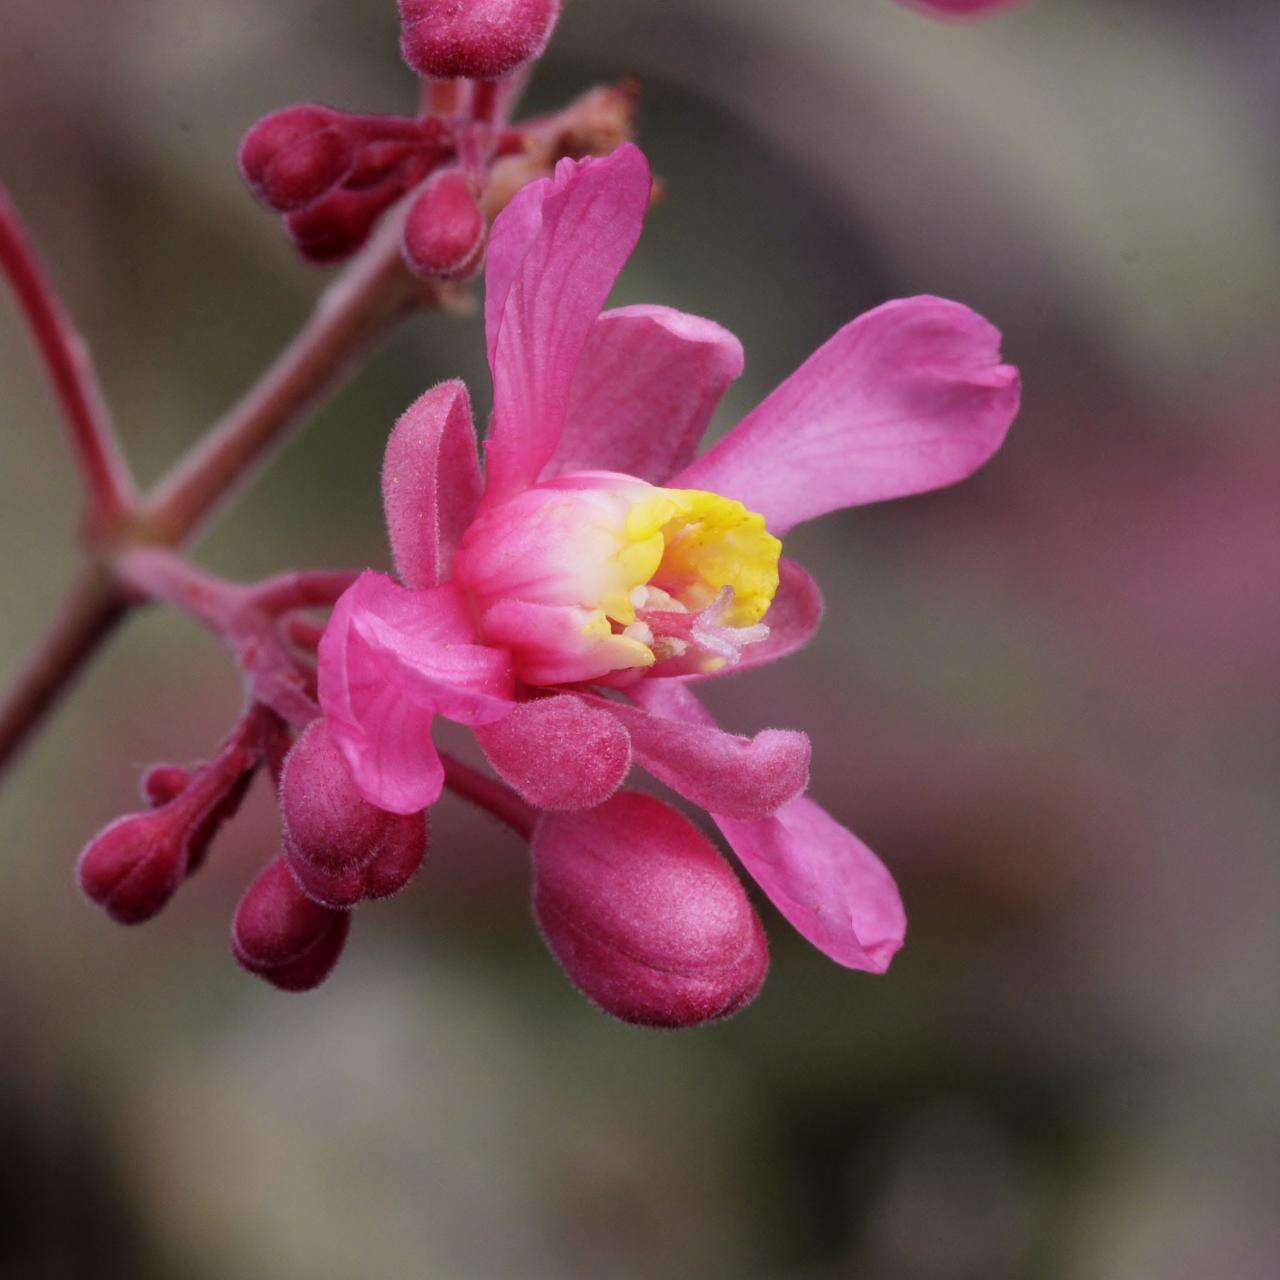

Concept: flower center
[[599, 487, 781, 670]]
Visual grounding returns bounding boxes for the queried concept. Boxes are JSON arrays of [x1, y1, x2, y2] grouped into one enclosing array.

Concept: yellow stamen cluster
[[601, 487, 781, 629]]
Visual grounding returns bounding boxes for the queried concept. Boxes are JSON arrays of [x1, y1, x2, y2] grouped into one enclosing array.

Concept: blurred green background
[[2, 1, 1278, 1276]]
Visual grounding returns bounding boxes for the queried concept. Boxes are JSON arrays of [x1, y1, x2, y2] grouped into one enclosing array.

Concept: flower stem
[[0, 565, 128, 768], [0, 184, 138, 537]]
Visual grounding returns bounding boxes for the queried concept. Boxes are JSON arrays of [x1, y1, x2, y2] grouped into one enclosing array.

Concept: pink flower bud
[[77, 809, 191, 926], [280, 719, 427, 909], [532, 792, 768, 1028], [399, 0, 561, 80], [140, 763, 192, 807], [284, 154, 431, 264], [80, 726, 266, 923], [284, 184, 390, 263], [231, 857, 351, 992], [402, 169, 486, 281], [239, 105, 357, 213]]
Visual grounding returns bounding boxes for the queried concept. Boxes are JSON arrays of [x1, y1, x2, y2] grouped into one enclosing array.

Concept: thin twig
[[0, 184, 138, 535], [0, 564, 129, 767]]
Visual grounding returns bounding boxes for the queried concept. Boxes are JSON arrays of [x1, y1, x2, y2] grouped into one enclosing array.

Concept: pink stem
[[112, 547, 321, 728], [112, 545, 246, 628], [0, 184, 138, 535], [0, 565, 128, 769], [246, 569, 361, 615]]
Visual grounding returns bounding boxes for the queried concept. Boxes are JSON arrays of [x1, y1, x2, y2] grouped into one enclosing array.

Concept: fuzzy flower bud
[[399, 0, 562, 80], [140, 764, 191, 807], [402, 168, 486, 281], [280, 719, 427, 909], [231, 857, 351, 992], [532, 792, 769, 1028], [238, 105, 357, 213], [77, 809, 191, 926], [79, 742, 260, 924]]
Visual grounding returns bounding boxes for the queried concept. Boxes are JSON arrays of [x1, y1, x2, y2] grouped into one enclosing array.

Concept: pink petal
[[479, 598, 652, 686], [672, 296, 1020, 535], [636, 681, 904, 971], [603, 687, 810, 820], [382, 379, 483, 589], [317, 572, 514, 814], [716, 799, 906, 973], [673, 558, 824, 683], [474, 694, 632, 810], [541, 305, 744, 483], [483, 144, 652, 505]]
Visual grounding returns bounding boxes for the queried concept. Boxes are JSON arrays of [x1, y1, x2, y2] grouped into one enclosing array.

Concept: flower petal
[[483, 144, 652, 504], [542, 305, 744, 483], [635, 681, 904, 971], [317, 572, 514, 813], [382, 379, 483, 589], [479, 598, 652, 686], [716, 799, 906, 973], [605, 687, 810, 820], [474, 694, 632, 811], [672, 296, 1020, 535]]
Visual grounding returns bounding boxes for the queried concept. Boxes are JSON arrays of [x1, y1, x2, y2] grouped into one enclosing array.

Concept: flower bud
[[231, 857, 351, 992], [80, 740, 260, 924], [284, 155, 431, 264], [399, 0, 562, 80], [402, 169, 486, 281], [532, 792, 768, 1028], [280, 719, 427, 909], [77, 809, 191, 926], [239, 105, 357, 213], [140, 764, 192, 808]]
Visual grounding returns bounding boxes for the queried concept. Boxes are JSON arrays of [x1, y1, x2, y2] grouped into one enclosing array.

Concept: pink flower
[[317, 143, 1019, 1013]]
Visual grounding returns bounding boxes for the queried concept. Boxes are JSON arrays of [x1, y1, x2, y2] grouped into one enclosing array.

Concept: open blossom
[[316, 143, 1019, 1020]]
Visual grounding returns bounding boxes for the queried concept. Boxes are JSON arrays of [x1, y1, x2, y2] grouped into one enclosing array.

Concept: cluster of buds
[[75, 557, 413, 990], [78, 704, 284, 925], [238, 0, 566, 280]]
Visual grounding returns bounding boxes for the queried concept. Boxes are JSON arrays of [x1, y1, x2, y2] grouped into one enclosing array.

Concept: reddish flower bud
[[231, 857, 351, 992], [140, 764, 192, 808], [280, 719, 427, 909], [239, 105, 357, 213], [77, 809, 192, 926], [80, 717, 269, 924], [402, 168, 486, 281], [284, 183, 391, 263], [399, 0, 562, 80], [284, 153, 432, 264], [532, 792, 769, 1028]]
